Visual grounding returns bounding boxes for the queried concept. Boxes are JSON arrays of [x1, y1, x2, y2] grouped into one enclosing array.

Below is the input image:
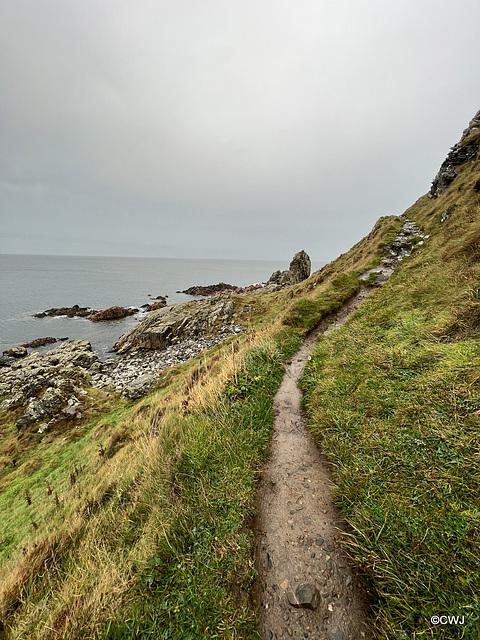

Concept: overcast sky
[[1, 0, 479, 261]]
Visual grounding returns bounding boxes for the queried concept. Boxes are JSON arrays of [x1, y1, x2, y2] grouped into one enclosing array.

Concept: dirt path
[[255, 286, 373, 640]]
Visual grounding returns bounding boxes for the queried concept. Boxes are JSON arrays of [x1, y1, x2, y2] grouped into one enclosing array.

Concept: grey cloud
[[1, 0, 480, 260]]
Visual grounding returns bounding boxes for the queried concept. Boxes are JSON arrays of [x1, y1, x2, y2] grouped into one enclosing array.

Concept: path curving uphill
[[255, 287, 373, 640], [255, 218, 426, 639]]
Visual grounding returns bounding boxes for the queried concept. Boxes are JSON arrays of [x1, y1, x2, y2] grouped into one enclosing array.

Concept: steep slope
[[301, 110, 480, 639]]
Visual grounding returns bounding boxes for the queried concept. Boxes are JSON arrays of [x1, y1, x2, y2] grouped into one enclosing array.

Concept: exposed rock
[[0, 340, 100, 431], [286, 582, 320, 610], [359, 218, 426, 286], [268, 251, 311, 287], [142, 300, 167, 312], [21, 337, 57, 349], [289, 250, 311, 282], [430, 109, 480, 198], [3, 346, 28, 358], [122, 374, 158, 399], [93, 327, 244, 393], [113, 297, 235, 354], [180, 282, 237, 296], [88, 306, 135, 322], [33, 304, 97, 318]]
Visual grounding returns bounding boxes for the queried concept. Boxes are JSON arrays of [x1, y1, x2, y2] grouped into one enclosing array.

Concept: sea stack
[[268, 250, 311, 286]]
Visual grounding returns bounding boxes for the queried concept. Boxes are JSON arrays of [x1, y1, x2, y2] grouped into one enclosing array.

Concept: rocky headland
[[1, 252, 314, 435]]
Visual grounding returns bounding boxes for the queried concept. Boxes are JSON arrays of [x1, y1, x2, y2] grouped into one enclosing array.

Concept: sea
[[1, 254, 324, 360]]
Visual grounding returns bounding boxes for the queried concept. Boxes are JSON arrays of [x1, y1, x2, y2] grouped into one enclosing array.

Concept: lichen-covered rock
[[113, 298, 235, 354]]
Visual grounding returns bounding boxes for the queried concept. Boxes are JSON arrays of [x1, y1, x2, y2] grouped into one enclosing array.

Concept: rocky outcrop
[[113, 297, 236, 354], [268, 251, 311, 286], [34, 305, 97, 318], [21, 337, 58, 348], [141, 300, 167, 312], [180, 282, 237, 296], [88, 306, 135, 322], [430, 109, 480, 198], [3, 346, 28, 358], [0, 340, 100, 432], [359, 218, 428, 286]]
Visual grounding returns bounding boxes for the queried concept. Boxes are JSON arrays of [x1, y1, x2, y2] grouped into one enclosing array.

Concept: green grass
[[301, 252, 480, 638], [95, 335, 302, 640], [283, 272, 361, 331]]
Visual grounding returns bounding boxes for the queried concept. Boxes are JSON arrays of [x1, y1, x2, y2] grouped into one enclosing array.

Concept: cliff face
[[429, 109, 480, 198]]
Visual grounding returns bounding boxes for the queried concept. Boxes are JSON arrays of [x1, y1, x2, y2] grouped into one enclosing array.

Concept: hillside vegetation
[[1, 113, 479, 639], [302, 125, 480, 638]]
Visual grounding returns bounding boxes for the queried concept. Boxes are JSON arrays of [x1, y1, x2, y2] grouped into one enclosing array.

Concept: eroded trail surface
[[256, 288, 373, 640]]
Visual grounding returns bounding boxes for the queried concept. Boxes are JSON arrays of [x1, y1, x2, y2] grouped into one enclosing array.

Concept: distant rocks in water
[[179, 282, 237, 296], [3, 346, 28, 358], [88, 306, 135, 322], [267, 250, 311, 287], [113, 297, 237, 354], [34, 304, 97, 318], [22, 337, 58, 349], [180, 282, 264, 297], [140, 300, 167, 312], [147, 294, 168, 301]]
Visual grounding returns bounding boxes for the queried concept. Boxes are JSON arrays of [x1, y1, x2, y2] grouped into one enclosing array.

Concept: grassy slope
[[4, 136, 479, 639], [0, 214, 397, 640], [302, 141, 480, 638]]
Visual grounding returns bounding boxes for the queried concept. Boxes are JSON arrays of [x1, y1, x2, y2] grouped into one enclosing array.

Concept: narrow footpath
[[255, 287, 374, 640], [255, 218, 426, 639]]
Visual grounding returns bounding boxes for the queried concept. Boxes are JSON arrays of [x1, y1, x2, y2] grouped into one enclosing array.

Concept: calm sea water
[[1, 254, 324, 359]]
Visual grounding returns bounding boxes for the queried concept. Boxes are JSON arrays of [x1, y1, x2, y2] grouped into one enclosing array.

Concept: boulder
[[88, 306, 135, 322], [142, 300, 167, 312], [114, 297, 235, 354], [122, 374, 158, 399]]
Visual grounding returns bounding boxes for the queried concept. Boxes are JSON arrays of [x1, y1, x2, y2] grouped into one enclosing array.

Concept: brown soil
[[255, 286, 374, 640]]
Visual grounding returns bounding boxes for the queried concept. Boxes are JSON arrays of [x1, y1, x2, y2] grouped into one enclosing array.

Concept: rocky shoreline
[[0, 251, 314, 435], [93, 324, 244, 398]]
